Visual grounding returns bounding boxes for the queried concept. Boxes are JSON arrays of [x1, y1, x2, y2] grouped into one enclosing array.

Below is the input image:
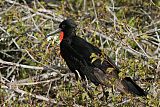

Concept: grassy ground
[[0, 0, 160, 106]]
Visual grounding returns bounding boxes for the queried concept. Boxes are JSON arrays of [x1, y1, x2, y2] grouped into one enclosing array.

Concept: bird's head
[[59, 19, 77, 31], [46, 19, 77, 42]]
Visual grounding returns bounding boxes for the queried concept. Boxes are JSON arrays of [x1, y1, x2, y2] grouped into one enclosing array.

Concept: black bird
[[47, 19, 147, 96]]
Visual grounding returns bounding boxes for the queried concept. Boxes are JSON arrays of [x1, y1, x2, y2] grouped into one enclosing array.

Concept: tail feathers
[[122, 77, 147, 96]]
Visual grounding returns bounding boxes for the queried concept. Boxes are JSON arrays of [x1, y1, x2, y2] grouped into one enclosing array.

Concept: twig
[[0, 59, 45, 70], [7, 71, 60, 86], [115, 47, 121, 65], [83, 0, 86, 11], [87, 29, 144, 56], [110, 0, 117, 30], [87, 30, 112, 41], [106, 2, 118, 29], [87, 29, 158, 59], [91, 0, 98, 23], [5, 36, 43, 78], [8, 77, 61, 86], [11, 14, 36, 23], [140, 28, 160, 37], [0, 26, 11, 37], [0, 0, 15, 15], [116, 99, 131, 106], [5, 0, 63, 23], [0, 51, 14, 59], [6, 53, 27, 78], [1, 85, 57, 103], [47, 81, 52, 97], [155, 61, 160, 81], [0, 59, 67, 73], [25, 49, 42, 64], [127, 27, 150, 58]]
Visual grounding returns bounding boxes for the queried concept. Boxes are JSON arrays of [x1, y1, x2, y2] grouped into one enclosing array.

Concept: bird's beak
[[46, 28, 62, 38]]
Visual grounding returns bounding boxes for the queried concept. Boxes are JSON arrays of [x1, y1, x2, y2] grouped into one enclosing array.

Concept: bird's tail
[[89, 66, 147, 96], [120, 77, 147, 96]]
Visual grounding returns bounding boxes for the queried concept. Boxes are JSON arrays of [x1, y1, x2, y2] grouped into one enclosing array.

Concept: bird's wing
[[72, 36, 101, 56], [60, 40, 103, 84], [72, 36, 119, 73]]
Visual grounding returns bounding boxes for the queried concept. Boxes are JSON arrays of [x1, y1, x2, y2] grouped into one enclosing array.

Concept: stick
[[0, 59, 44, 70], [1, 85, 57, 103]]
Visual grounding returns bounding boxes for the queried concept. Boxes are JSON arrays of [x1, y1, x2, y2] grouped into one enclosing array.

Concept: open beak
[[46, 28, 62, 38]]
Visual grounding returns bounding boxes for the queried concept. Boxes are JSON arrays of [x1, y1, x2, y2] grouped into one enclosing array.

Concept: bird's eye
[[61, 24, 65, 29]]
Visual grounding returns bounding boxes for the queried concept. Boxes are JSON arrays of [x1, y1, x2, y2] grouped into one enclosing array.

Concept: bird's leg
[[102, 85, 109, 101], [81, 76, 94, 99], [97, 85, 109, 101], [75, 70, 82, 80]]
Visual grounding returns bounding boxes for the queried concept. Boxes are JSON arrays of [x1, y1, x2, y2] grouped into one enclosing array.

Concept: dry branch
[[7, 72, 61, 86], [1, 85, 57, 104], [0, 59, 44, 70]]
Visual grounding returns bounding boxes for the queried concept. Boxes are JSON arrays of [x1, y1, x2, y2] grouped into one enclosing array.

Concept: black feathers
[[59, 19, 147, 96]]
